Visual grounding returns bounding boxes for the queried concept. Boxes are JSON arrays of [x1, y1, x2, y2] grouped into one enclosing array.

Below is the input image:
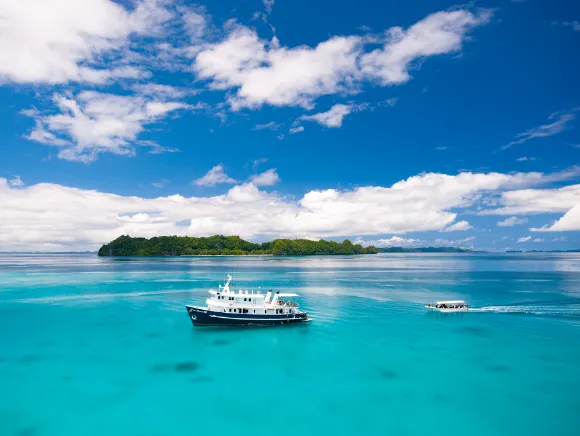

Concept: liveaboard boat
[[185, 275, 309, 326], [426, 300, 469, 312]]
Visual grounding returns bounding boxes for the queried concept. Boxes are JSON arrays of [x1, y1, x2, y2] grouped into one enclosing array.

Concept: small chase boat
[[186, 275, 309, 326], [426, 300, 469, 312]]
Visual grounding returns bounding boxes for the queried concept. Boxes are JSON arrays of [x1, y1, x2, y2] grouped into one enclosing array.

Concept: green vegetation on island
[[97, 235, 378, 256]]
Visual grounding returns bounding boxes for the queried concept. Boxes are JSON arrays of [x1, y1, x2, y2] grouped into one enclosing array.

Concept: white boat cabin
[[206, 276, 301, 315], [426, 300, 469, 312]]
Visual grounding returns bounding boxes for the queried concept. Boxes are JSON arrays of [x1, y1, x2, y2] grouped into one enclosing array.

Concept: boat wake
[[468, 301, 580, 318]]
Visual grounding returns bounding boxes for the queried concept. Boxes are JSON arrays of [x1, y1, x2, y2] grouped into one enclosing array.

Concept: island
[[97, 235, 378, 256]]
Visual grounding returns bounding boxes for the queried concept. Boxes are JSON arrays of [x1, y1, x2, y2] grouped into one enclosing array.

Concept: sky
[[1, 0, 580, 252]]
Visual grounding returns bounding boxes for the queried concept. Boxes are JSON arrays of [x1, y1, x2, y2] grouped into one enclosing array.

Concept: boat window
[[244, 298, 247, 302], [229, 308, 232, 312]]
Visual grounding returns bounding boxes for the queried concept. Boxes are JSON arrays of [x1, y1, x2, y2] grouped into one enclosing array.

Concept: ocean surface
[[1, 253, 580, 436]]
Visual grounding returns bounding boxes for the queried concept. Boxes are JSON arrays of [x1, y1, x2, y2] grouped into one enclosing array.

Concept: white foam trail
[[469, 305, 580, 317]]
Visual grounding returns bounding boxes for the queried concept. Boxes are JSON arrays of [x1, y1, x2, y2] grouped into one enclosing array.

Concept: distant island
[[97, 235, 378, 256], [377, 247, 477, 253]]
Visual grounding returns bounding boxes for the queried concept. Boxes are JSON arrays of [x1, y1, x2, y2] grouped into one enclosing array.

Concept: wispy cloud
[[152, 179, 169, 188], [516, 156, 537, 162], [24, 91, 192, 162], [442, 220, 473, 232], [502, 109, 578, 150], [263, 0, 275, 14], [252, 158, 269, 170], [254, 121, 280, 131], [551, 20, 580, 32], [289, 125, 305, 134], [193, 164, 237, 186], [517, 236, 532, 243], [497, 216, 527, 227]]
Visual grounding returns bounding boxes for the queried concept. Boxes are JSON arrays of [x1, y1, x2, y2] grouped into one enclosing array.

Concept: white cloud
[[433, 236, 476, 246], [0, 0, 172, 85], [252, 158, 268, 169], [533, 238, 544, 243], [289, 125, 304, 134], [481, 181, 580, 216], [517, 236, 532, 243], [192, 164, 237, 186], [502, 109, 578, 150], [516, 156, 537, 162], [300, 104, 354, 128], [152, 178, 169, 188], [552, 21, 580, 32], [356, 236, 421, 247], [249, 169, 280, 187], [193, 9, 491, 109], [194, 24, 362, 109], [254, 121, 280, 130], [7, 176, 24, 187], [24, 91, 190, 162], [263, 0, 275, 14], [1, 169, 575, 251], [360, 9, 492, 85], [442, 220, 472, 231], [436, 146, 448, 151], [131, 83, 193, 99], [496, 216, 528, 227], [553, 237, 567, 242], [531, 205, 580, 232]]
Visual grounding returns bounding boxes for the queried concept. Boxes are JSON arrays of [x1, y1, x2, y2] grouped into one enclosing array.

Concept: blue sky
[[0, 0, 579, 251]]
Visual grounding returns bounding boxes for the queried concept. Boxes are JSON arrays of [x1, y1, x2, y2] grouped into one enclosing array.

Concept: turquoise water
[[1, 253, 580, 436]]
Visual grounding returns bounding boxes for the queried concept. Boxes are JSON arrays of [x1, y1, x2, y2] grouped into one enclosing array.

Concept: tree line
[[97, 235, 378, 256]]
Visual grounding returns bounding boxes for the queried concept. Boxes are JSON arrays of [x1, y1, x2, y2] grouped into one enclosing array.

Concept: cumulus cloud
[[193, 9, 491, 109], [496, 216, 528, 227], [502, 109, 579, 150], [249, 169, 280, 186], [360, 9, 492, 85], [192, 164, 237, 186], [480, 176, 580, 232], [433, 236, 476, 246], [0, 169, 575, 251], [356, 236, 421, 247], [289, 125, 304, 134], [481, 182, 580, 214], [24, 91, 190, 162], [0, 0, 172, 84], [442, 220, 472, 232], [531, 205, 580, 232], [299, 104, 355, 128]]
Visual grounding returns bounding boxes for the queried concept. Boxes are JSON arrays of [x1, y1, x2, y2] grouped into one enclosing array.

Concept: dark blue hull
[[186, 305, 309, 326]]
